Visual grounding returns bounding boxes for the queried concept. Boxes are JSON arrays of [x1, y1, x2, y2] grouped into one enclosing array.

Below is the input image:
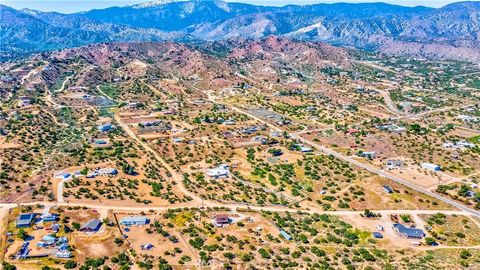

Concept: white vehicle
[[411, 241, 421, 246]]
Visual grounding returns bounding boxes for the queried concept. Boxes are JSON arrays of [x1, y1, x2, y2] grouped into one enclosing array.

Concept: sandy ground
[[388, 167, 442, 189], [0, 137, 22, 149]]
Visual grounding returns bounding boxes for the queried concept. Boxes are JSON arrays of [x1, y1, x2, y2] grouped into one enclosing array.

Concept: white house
[[386, 160, 404, 169], [206, 164, 230, 178], [421, 162, 441, 172], [443, 141, 475, 149], [87, 167, 117, 178]]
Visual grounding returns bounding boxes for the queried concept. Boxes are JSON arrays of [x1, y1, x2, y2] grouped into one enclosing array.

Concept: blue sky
[[3, 0, 475, 13]]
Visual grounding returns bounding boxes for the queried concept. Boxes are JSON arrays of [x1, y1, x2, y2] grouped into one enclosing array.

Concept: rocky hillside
[[1, 1, 480, 62]]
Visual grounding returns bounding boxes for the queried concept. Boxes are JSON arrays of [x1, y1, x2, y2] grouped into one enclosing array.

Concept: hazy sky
[[3, 0, 476, 13]]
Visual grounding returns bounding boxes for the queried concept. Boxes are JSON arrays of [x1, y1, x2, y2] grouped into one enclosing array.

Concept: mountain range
[[1, 0, 480, 62]]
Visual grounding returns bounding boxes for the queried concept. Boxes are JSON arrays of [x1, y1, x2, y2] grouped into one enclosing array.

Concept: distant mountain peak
[[2, 1, 480, 62], [131, 0, 189, 9], [21, 8, 43, 15]]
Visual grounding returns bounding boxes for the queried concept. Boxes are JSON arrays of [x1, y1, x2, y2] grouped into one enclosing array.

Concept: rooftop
[[393, 223, 425, 238]]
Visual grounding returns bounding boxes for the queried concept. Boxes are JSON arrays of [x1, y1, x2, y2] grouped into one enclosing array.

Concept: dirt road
[[113, 114, 202, 204]]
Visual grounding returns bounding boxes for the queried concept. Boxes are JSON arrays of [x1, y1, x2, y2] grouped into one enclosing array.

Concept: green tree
[[17, 228, 29, 240], [2, 262, 17, 270], [64, 261, 78, 269]]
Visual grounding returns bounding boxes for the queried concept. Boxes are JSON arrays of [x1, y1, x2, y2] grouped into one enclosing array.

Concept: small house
[[16, 213, 35, 228], [279, 230, 292, 241], [94, 139, 108, 145], [294, 144, 312, 153], [421, 163, 441, 172], [172, 137, 183, 143], [120, 216, 149, 226], [42, 234, 57, 244], [393, 224, 425, 239], [52, 223, 61, 232], [96, 167, 117, 176], [36, 241, 48, 248], [87, 167, 117, 178], [299, 146, 313, 153], [98, 123, 113, 132], [383, 185, 393, 194], [359, 151, 376, 159], [141, 243, 154, 250], [206, 164, 230, 179], [56, 251, 72, 258], [80, 219, 102, 232], [42, 214, 59, 222], [57, 243, 70, 251], [54, 172, 71, 180], [223, 120, 236, 125], [386, 160, 404, 169], [213, 214, 231, 227]]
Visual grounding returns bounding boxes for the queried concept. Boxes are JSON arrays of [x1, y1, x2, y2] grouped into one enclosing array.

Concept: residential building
[[16, 213, 35, 228], [98, 123, 113, 132], [119, 216, 149, 226], [80, 219, 102, 232], [54, 172, 71, 180], [42, 235, 56, 244], [56, 251, 73, 258], [42, 214, 59, 222], [172, 137, 183, 143], [206, 164, 230, 179], [421, 163, 441, 172], [457, 115, 477, 122], [294, 144, 312, 153], [443, 141, 475, 149], [383, 185, 393, 194], [386, 160, 404, 169], [87, 167, 117, 178], [223, 119, 236, 125], [213, 215, 231, 227], [96, 167, 117, 176], [392, 224, 425, 239], [359, 151, 376, 159], [279, 230, 292, 241]]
